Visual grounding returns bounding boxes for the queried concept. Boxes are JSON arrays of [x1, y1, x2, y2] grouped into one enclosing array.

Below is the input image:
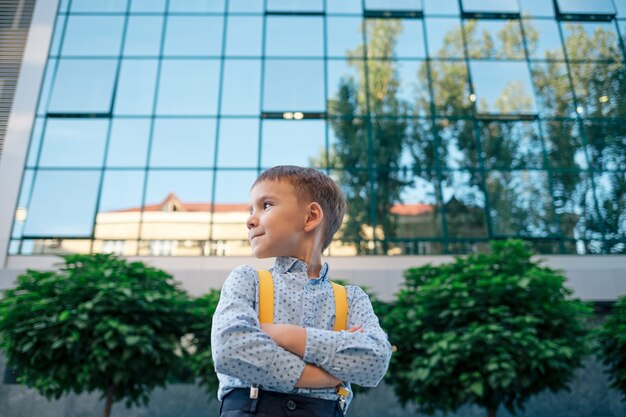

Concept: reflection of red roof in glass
[[390, 203, 433, 216], [108, 193, 432, 216]]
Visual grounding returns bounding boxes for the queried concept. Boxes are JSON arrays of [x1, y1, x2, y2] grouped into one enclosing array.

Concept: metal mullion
[[518, 8, 566, 252], [256, 0, 268, 173], [137, 0, 171, 255], [458, 11, 495, 241], [556, 18, 607, 252], [323, 0, 330, 174], [360, 0, 378, 254], [88, 0, 132, 254], [422, 12, 450, 253], [207, 1, 231, 256], [14, 1, 71, 252]]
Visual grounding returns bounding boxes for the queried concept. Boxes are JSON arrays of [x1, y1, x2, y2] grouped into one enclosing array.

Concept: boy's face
[[247, 180, 307, 259]]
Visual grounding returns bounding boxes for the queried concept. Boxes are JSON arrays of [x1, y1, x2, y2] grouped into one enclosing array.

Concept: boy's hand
[[348, 325, 364, 333]]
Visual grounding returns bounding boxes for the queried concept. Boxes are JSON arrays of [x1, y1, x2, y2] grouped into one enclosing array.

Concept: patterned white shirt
[[211, 256, 392, 409]]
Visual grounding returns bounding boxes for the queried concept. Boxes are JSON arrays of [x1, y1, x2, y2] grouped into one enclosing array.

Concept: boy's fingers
[[348, 326, 364, 333]]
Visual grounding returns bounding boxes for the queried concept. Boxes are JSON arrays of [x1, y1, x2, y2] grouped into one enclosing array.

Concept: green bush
[[186, 289, 221, 395], [384, 240, 592, 417], [0, 254, 194, 417], [597, 295, 626, 401]]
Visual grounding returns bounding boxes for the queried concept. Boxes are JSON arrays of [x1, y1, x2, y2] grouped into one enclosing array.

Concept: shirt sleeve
[[303, 285, 392, 387], [211, 265, 306, 391]]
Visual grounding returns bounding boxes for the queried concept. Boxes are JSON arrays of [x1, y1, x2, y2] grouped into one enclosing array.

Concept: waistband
[[221, 388, 340, 416]]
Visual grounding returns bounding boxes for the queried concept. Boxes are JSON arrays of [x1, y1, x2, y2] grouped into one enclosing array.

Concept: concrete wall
[[3, 254, 626, 302]]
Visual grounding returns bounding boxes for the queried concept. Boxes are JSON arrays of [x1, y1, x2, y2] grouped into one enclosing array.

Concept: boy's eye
[[263, 202, 272, 209]]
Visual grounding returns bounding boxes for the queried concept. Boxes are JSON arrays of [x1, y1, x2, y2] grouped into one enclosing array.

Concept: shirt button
[[286, 400, 297, 411]]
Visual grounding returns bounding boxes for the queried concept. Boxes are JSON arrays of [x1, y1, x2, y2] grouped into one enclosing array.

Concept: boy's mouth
[[249, 233, 264, 242]]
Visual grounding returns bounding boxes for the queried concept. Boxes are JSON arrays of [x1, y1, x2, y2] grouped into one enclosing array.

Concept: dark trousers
[[220, 388, 342, 417]]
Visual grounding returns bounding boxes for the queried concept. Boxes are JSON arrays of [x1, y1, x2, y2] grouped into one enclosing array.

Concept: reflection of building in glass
[[1, 0, 625, 257]]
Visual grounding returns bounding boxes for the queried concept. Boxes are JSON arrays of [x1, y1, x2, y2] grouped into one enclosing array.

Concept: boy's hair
[[252, 166, 347, 250]]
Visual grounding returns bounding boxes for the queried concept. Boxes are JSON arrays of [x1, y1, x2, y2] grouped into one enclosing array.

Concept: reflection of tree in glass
[[533, 22, 626, 252], [327, 19, 410, 254]]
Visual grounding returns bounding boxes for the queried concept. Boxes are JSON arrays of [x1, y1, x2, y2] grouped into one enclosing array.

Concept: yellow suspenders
[[257, 269, 351, 407], [257, 269, 348, 330]]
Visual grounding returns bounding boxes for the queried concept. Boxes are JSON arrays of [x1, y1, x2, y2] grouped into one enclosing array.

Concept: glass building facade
[[8, 0, 626, 257]]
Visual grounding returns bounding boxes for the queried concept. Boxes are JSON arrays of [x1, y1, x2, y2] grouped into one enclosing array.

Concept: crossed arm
[[261, 323, 363, 388]]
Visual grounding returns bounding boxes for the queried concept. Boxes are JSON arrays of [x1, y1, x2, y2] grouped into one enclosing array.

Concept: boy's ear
[[303, 202, 324, 232]]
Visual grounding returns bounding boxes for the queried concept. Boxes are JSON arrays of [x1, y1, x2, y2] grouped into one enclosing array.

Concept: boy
[[211, 166, 392, 417]]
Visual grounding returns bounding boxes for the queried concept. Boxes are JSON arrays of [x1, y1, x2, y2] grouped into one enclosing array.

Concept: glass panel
[[327, 0, 362, 14], [93, 240, 139, 256], [263, 60, 325, 111], [616, 0, 626, 16], [156, 59, 221, 115], [150, 119, 216, 168], [211, 170, 257, 256], [365, 19, 426, 59], [531, 61, 576, 117], [556, 0, 616, 15], [261, 120, 326, 168], [464, 19, 525, 59], [131, 0, 167, 12], [164, 16, 223, 57], [225, 16, 263, 57], [551, 170, 594, 241], [26, 118, 44, 167], [217, 119, 259, 168], [327, 17, 363, 58], [48, 59, 117, 113], [562, 22, 621, 61], [39, 119, 108, 167], [461, 0, 519, 14], [519, 0, 555, 17], [70, 0, 127, 12], [114, 59, 158, 115], [327, 59, 364, 116], [328, 168, 374, 254], [228, 0, 263, 13], [123, 16, 164, 57], [593, 171, 626, 253], [23, 170, 101, 237], [168, 0, 225, 13], [366, 60, 430, 116], [478, 121, 544, 169], [435, 119, 478, 169], [523, 19, 565, 59], [37, 59, 56, 115], [470, 61, 538, 115], [95, 170, 145, 240], [267, 0, 323, 13], [423, 0, 460, 15], [266, 17, 324, 58], [365, 0, 423, 12], [220, 59, 261, 116], [49, 15, 66, 56], [441, 170, 489, 237], [430, 60, 472, 116], [583, 119, 626, 171], [12, 170, 34, 239], [542, 120, 588, 169], [396, 174, 442, 238], [486, 170, 557, 237], [141, 170, 213, 241], [62, 16, 124, 56], [426, 17, 464, 58], [327, 117, 368, 169], [106, 119, 151, 168], [569, 62, 626, 117]]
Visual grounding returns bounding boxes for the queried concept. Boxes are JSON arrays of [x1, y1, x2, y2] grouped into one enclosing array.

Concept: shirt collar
[[273, 256, 329, 280]]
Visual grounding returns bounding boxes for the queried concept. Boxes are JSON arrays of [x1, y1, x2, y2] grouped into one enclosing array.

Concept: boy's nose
[[246, 214, 257, 229]]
